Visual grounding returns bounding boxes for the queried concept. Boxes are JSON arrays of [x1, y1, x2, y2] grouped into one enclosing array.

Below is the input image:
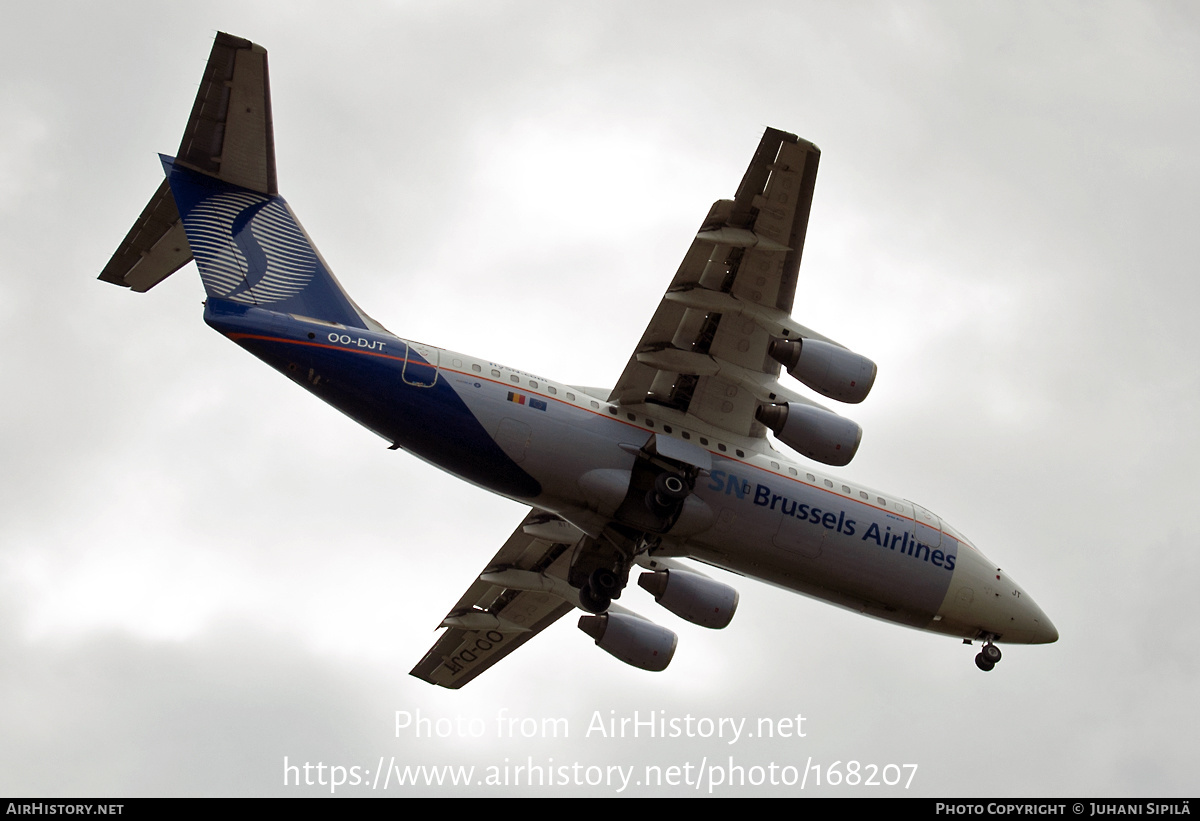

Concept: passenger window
[[510, 375, 519, 383], [491, 369, 501, 377], [717, 443, 727, 452], [472, 363, 482, 373], [700, 437, 709, 446], [547, 386, 556, 395], [771, 461, 780, 470], [530, 380, 538, 389], [736, 449, 744, 457], [566, 392, 575, 401], [824, 479, 833, 488], [452, 358, 463, 368], [663, 425, 672, 433], [590, 401, 600, 409], [682, 432, 691, 439]]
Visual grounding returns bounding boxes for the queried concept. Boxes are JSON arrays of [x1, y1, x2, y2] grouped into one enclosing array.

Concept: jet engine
[[638, 569, 739, 629], [769, 338, 877, 404], [756, 402, 862, 466], [577, 611, 677, 672]]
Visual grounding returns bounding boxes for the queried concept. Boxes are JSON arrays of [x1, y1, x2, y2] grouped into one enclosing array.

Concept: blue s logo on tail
[[99, 32, 543, 502], [100, 32, 382, 333], [162, 157, 374, 329], [187, 187, 315, 304]]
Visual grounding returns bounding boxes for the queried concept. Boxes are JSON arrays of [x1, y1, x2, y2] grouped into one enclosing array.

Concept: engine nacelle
[[769, 338, 877, 404], [638, 569, 739, 629], [577, 611, 677, 672], [756, 402, 862, 467]]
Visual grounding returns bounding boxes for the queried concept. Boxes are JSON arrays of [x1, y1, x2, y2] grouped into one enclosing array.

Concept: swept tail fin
[[100, 32, 382, 332]]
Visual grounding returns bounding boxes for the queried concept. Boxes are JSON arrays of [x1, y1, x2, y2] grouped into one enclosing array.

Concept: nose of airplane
[[1023, 596, 1059, 644], [1000, 583, 1058, 644], [942, 541, 1058, 644]]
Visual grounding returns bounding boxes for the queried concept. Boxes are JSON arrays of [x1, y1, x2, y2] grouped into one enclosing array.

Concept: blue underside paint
[[162, 155, 541, 500], [201, 300, 542, 500]]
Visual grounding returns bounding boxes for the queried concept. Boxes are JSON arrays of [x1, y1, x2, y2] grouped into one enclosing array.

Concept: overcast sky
[[2, 0, 1197, 797]]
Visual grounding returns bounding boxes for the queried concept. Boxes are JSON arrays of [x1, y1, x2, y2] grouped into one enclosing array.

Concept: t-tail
[[99, 32, 384, 332]]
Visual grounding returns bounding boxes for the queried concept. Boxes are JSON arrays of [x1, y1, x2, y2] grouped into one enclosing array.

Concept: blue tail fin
[[100, 32, 381, 332], [162, 156, 377, 328]]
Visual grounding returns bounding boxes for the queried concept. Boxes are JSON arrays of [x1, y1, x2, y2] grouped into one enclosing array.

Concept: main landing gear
[[579, 567, 622, 614], [645, 472, 689, 519], [572, 470, 694, 614], [974, 637, 1002, 672], [570, 528, 640, 615]]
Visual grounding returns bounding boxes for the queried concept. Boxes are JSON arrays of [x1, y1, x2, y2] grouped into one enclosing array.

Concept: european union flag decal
[[508, 392, 547, 411]]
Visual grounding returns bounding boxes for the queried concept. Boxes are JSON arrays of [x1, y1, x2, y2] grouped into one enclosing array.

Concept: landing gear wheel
[[981, 643, 1002, 664], [646, 472, 691, 518], [578, 585, 610, 614], [654, 472, 689, 504], [577, 567, 620, 613], [975, 653, 995, 672], [588, 567, 621, 599]]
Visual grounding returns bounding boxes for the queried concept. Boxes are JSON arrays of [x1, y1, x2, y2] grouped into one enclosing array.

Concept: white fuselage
[[404, 338, 1057, 647]]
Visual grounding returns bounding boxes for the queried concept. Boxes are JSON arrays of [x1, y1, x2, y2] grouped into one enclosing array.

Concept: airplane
[[99, 32, 1057, 688]]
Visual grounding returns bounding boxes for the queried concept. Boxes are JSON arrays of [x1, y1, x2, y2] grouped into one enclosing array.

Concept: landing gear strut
[[974, 636, 1002, 672]]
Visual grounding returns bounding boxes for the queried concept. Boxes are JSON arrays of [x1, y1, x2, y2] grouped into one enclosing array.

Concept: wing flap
[[738, 136, 820, 314]]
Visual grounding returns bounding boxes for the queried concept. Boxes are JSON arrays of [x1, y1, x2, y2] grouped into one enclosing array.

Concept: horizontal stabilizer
[[175, 32, 277, 195], [99, 179, 193, 292]]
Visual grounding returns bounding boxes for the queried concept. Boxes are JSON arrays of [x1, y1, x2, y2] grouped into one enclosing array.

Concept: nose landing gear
[[974, 637, 1002, 672]]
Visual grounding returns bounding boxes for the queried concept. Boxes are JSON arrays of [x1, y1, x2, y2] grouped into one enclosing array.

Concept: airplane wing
[[607, 128, 822, 438], [410, 509, 586, 688]]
